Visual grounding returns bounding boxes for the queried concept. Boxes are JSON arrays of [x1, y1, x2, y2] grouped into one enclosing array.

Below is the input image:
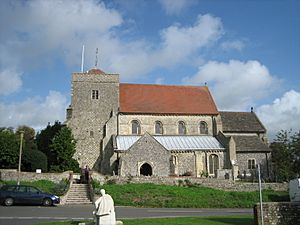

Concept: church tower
[[66, 68, 119, 171]]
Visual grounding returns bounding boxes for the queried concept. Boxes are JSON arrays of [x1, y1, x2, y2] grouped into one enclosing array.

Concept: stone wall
[[0, 169, 71, 183], [90, 173, 288, 192], [254, 202, 300, 225], [237, 152, 271, 179], [119, 134, 171, 176], [119, 114, 216, 135]]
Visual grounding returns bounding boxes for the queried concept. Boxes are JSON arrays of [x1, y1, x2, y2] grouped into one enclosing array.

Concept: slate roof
[[233, 135, 271, 152], [220, 111, 266, 133], [119, 84, 218, 115], [115, 135, 225, 151]]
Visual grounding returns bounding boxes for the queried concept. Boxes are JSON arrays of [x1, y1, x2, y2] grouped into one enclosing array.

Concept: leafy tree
[[49, 127, 80, 172], [0, 128, 19, 169], [290, 131, 300, 176], [270, 130, 299, 182], [16, 125, 37, 152], [36, 121, 63, 170], [23, 149, 48, 172]]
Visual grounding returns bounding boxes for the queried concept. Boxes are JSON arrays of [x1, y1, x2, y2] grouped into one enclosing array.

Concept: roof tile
[[120, 84, 218, 115]]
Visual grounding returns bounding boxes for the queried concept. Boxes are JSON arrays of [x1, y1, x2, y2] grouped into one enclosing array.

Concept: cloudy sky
[[0, 0, 299, 140]]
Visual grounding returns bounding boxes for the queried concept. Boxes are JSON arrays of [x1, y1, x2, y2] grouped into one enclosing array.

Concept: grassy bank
[[93, 183, 288, 208], [28, 216, 253, 225]]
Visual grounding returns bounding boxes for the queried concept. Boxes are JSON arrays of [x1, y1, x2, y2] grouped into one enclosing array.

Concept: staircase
[[65, 183, 93, 205]]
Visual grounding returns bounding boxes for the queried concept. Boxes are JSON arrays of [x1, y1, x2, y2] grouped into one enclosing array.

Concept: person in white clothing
[[93, 189, 116, 225]]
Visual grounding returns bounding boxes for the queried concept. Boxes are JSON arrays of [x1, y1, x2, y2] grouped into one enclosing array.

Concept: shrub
[[51, 179, 70, 196]]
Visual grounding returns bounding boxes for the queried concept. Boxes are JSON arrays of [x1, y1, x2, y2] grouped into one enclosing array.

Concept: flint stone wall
[[92, 173, 288, 192], [254, 202, 300, 225], [0, 169, 71, 183]]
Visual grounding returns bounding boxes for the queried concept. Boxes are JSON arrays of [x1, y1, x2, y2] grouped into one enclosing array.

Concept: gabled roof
[[232, 135, 271, 152], [115, 135, 225, 151], [119, 84, 218, 115], [220, 111, 266, 133]]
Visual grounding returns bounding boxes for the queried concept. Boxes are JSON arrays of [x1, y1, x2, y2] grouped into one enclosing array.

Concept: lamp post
[[17, 131, 24, 185], [257, 163, 264, 225]]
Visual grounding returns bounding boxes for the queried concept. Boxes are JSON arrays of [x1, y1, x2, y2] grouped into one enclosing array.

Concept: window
[[178, 121, 186, 135], [209, 154, 219, 176], [155, 121, 163, 134], [131, 120, 141, 135], [200, 121, 208, 134], [91, 90, 99, 99], [248, 159, 256, 169]]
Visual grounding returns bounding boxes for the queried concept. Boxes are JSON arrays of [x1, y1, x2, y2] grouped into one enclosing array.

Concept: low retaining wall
[[0, 169, 72, 183], [0, 169, 288, 192], [92, 173, 288, 192], [254, 202, 300, 225]]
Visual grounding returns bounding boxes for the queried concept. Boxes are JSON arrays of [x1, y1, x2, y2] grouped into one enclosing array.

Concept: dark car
[[0, 184, 60, 206]]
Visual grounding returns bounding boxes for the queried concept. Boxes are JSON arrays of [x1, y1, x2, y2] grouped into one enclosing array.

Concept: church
[[66, 68, 271, 179]]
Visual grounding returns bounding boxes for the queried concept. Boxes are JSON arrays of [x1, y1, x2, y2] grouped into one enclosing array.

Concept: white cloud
[[221, 40, 245, 51], [0, 91, 68, 131], [109, 14, 223, 80], [183, 60, 280, 110], [158, 0, 196, 15], [0, 68, 22, 96], [257, 90, 300, 140], [0, 0, 223, 81], [0, 0, 123, 70]]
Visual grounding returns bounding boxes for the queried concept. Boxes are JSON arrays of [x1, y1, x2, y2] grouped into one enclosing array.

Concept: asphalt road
[[0, 205, 252, 225]]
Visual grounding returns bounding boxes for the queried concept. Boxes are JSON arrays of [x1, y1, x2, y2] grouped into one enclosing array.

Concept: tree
[[36, 121, 63, 170], [22, 149, 48, 172], [270, 130, 299, 182], [16, 125, 37, 152], [49, 127, 79, 172], [290, 131, 300, 176], [0, 128, 19, 169]]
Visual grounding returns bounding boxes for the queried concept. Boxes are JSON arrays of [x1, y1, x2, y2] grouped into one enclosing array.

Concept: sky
[[0, 0, 299, 141]]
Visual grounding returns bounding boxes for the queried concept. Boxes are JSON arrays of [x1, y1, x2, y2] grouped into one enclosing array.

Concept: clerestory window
[[155, 121, 163, 134], [200, 121, 208, 134], [131, 120, 141, 135], [178, 121, 186, 135]]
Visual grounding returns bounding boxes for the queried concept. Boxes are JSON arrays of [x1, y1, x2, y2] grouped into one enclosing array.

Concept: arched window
[[131, 120, 141, 135], [200, 121, 208, 134], [209, 154, 219, 177], [155, 121, 163, 134], [178, 121, 186, 135]]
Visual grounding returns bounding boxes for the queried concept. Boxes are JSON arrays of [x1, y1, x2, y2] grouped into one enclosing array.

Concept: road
[[0, 205, 252, 225]]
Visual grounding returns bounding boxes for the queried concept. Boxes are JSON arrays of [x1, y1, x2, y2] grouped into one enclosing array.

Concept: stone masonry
[[66, 71, 119, 170]]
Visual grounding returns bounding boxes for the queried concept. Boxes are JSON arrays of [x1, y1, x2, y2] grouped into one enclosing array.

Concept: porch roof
[[115, 135, 225, 151]]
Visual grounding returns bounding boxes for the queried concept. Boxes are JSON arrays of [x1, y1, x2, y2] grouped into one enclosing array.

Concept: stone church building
[[66, 68, 271, 179]]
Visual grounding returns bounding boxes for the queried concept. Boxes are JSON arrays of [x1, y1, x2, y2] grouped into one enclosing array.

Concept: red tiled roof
[[87, 68, 105, 74], [119, 84, 218, 115]]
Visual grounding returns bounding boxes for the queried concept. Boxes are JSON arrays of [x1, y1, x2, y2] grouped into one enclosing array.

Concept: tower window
[[91, 90, 99, 99]]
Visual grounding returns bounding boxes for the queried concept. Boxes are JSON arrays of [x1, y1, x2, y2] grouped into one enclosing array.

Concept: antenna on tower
[[95, 48, 99, 68], [81, 45, 85, 73]]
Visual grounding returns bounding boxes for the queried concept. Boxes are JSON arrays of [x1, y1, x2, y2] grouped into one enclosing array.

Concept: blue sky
[[0, 0, 299, 140]]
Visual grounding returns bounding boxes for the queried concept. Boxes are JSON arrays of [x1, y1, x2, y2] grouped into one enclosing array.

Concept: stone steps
[[65, 183, 92, 205]]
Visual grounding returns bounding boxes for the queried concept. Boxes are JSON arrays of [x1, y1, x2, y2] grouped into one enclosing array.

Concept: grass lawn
[[93, 183, 288, 208], [28, 215, 253, 225]]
